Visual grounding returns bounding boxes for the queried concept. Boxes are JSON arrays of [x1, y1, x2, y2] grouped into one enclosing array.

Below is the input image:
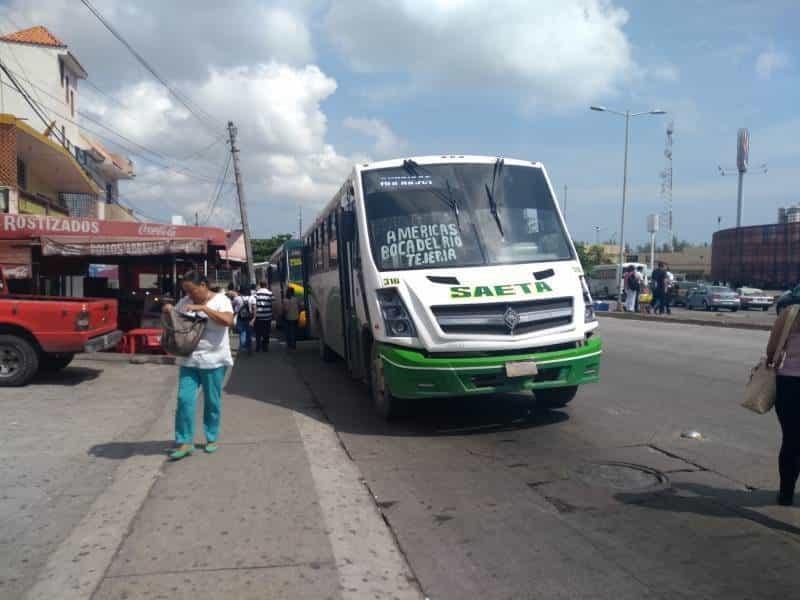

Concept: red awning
[[41, 237, 207, 257], [0, 214, 227, 247]]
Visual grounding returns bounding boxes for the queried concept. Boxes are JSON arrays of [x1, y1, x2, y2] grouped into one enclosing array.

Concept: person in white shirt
[[163, 271, 234, 460]]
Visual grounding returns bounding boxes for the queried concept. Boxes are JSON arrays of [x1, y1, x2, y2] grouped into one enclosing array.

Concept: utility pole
[[194, 212, 199, 226], [298, 204, 303, 239], [228, 121, 255, 283]]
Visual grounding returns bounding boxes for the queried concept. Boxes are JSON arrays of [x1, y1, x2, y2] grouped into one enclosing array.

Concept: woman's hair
[[181, 270, 209, 287], [286, 287, 295, 298]]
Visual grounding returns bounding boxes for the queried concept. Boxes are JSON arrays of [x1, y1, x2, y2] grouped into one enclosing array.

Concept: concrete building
[[713, 224, 800, 289], [0, 25, 134, 220], [778, 205, 800, 224]]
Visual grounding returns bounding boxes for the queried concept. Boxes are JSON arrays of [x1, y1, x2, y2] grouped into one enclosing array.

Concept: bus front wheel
[[369, 345, 407, 420], [535, 386, 579, 409]]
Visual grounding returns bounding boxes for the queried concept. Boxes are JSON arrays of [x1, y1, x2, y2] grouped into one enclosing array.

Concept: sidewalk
[[29, 345, 421, 600]]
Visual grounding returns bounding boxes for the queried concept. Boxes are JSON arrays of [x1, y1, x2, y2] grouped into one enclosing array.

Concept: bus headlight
[[580, 276, 596, 323], [377, 288, 417, 337]]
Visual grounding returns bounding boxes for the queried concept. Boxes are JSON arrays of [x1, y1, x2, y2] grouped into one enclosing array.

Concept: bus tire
[[535, 386, 579, 409], [370, 344, 407, 420], [319, 333, 336, 363], [0, 334, 39, 387]]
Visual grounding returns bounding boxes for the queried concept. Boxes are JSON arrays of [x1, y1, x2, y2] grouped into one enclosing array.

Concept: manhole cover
[[571, 462, 669, 492]]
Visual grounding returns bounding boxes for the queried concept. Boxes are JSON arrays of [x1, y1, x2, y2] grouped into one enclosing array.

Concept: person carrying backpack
[[235, 285, 256, 356]]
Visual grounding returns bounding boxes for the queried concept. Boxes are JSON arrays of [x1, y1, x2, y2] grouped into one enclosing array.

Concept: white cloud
[[84, 62, 355, 228], [325, 0, 635, 111], [756, 48, 790, 80], [649, 63, 680, 83], [343, 117, 406, 157]]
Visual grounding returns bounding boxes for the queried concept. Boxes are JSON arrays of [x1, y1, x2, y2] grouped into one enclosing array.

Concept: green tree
[[251, 234, 293, 262], [574, 242, 611, 273]]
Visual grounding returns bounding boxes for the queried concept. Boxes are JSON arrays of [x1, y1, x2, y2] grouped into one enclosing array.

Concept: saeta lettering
[[449, 282, 552, 299]]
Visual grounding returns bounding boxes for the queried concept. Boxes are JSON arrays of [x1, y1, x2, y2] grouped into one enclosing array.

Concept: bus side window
[[322, 220, 328, 272], [329, 213, 338, 269]]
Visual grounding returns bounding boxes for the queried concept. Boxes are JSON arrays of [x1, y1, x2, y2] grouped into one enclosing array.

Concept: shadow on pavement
[[616, 481, 800, 537], [30, 366, 103, 386], [88, 440, 173, 459], [225, 340, 570, 438]]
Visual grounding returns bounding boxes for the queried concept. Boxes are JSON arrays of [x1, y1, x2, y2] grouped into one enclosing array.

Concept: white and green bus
[[304, 155, 601, 418]]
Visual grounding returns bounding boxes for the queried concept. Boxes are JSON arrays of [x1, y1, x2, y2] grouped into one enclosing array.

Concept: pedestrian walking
[[254, 280, 274, 352], [163, 271, 234, 460], [235, 285, 256, 355], [623, 266, 638, 312], [651, 262, 668, 314], [764, 305, 800, 504], [663, 265, 674, 315], [283, 287, 301, 350]]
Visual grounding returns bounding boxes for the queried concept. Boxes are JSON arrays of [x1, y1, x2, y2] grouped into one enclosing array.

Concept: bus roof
[[356, 155, 543, 172], [268, 238, 302, 263]]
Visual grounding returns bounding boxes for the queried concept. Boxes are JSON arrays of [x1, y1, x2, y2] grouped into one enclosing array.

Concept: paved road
[[292, 320, 800, 600], [600, 302, 777, 329], [0, 358, 177, 598]]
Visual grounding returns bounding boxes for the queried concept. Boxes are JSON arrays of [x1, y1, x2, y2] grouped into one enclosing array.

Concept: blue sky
[[3, 1, 798, 245]]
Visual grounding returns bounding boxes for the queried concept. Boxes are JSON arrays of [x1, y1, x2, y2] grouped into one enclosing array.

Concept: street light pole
[[618, 110, 630, 305], [590, 105, 666, 306]]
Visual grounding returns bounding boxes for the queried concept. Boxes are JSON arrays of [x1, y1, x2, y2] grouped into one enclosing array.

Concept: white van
[[588, 262, 650, 299], [304, 156, 602, 418]]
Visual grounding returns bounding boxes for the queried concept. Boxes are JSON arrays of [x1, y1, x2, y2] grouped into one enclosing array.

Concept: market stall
[[0, 214, 228, 333]]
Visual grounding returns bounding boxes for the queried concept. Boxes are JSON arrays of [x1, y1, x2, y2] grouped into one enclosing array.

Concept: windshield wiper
[[403, 159, 462, 230], [485, 157, 505, 237]]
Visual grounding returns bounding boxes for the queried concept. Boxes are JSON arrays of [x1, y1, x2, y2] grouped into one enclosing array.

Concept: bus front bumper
[[378, 336, 602, 399]]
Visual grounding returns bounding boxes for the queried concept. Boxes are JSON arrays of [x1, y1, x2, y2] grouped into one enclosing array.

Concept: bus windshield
[[288, 247, 303, 282], [362, 162, 572, 271]]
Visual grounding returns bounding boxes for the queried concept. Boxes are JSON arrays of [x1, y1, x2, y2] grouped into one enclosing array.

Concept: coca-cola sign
[[137, 223, 178, 237]]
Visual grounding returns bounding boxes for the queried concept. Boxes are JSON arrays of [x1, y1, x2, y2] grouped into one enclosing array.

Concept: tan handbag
[[742, 305, 799, 414]]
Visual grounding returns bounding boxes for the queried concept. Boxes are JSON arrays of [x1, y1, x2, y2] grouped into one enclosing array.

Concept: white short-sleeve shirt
[[175, 292, 234, 369]]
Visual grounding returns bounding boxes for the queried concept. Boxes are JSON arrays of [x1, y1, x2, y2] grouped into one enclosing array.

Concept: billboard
[[737, 128, 749, 172]]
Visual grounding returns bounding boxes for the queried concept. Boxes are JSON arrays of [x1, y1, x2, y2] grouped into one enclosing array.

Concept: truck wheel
[[535, 386, 579, 409], [369, 344, 408, 420], [40, 353, 75, 372], [0, 334, 39, 386]]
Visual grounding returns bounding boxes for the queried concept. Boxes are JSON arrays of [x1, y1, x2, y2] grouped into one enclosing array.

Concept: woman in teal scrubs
[[164, 271, 234, 460]]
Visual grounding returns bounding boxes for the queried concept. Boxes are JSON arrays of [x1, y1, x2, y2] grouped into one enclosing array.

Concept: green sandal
[[169, 445, 194, 460], [204, 442, 218, 454]]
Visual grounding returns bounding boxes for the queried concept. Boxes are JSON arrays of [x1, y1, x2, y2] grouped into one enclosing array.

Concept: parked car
[[672, 281, 697, 307], [736, 287, 774, 311], [776, 286, 800, 314], [0, 267, 122, 386], [686, 285, 741, 312]]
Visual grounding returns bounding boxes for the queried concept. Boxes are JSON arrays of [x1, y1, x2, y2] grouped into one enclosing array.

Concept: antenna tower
[[660, 120, 674, 251]]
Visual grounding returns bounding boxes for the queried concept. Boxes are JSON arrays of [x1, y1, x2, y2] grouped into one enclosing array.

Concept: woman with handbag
[[767, 304, 800, 504], [163, 271, 234, 461]]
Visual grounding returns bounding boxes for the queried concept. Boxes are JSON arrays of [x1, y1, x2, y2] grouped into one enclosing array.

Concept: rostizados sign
[[0, 214, 226, 245]]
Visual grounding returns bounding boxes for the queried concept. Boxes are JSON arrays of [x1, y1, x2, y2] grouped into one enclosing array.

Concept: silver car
[[736, 287, 773, 311], [686, 285, 741, 312]]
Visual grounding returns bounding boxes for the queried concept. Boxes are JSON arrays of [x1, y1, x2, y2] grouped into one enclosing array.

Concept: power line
[[78, 0, 222, 136], [202, 153, 232, 225], [0, 79, 223, 183]]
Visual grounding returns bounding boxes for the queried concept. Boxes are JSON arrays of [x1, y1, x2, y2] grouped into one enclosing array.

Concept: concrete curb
[[76, 353, 177, 365], [597, 311, 772, 331]]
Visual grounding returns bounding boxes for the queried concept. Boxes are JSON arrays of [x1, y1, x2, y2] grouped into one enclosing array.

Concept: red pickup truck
[[0, 268, 122, 386]]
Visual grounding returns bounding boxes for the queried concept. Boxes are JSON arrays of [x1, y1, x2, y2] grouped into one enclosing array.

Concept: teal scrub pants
[[175, 366, 227, 445]]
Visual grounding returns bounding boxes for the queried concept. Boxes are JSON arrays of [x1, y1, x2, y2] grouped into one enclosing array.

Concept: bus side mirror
[[340, 212, 356, 243]]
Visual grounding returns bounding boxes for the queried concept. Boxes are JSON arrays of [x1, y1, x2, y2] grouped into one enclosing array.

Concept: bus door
[[337, 201, 366, 379]]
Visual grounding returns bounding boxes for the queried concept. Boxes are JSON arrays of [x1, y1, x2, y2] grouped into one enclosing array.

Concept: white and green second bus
[[304, 155, 601, 418]]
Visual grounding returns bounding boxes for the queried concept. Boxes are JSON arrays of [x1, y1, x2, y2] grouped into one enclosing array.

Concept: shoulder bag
[[161, 309, 206, 357], [742, 305, 799, 414]]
